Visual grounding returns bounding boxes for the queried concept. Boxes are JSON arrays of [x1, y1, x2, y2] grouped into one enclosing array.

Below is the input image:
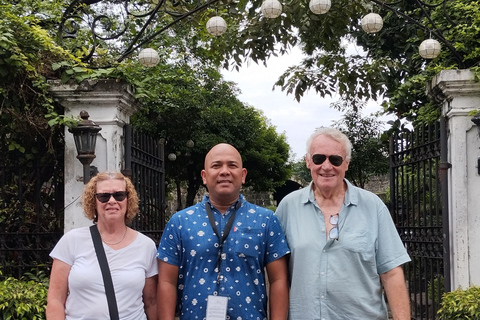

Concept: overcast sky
[[221, 46, 385, 162]]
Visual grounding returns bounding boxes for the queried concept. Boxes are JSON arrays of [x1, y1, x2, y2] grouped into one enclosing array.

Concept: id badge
[[206, 295, 228, 320]]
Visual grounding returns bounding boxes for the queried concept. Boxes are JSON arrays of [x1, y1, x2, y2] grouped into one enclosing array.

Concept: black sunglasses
[[311, 154, 344, 167], [95, 191, 128, 203]]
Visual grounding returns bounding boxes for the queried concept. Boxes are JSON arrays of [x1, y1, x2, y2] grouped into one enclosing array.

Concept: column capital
[[48, 79, 139, 119]]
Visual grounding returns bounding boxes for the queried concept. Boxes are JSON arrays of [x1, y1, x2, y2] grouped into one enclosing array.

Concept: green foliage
[[114, 54, 291, 208], [202, 0, 480, 124], [0, 271, 48, 320], [437, 286, 480, 319], [333, 100, 389, 188], [0, 2, 81, 163], [291, 156, 312, 185], [265, 205, 277, 212], [428, 275, 445, 302]]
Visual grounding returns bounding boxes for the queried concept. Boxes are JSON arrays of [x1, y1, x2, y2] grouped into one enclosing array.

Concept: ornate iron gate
[[389, 118, 450, 319], [0, 159, 64, 278], [124, 124, 165, 245]]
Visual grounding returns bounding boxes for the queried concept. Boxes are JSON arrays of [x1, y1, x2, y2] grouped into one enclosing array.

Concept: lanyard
[[205, 201, 241, 286]]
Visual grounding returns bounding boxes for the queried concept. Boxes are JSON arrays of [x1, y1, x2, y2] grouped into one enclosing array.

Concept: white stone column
[[49, 79, 139, 232], [428, 69, 480, 289]]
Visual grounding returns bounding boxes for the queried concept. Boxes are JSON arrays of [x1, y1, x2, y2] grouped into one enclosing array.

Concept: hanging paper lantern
[[261, 0, 282, 19], [206, 16, 227, 36], [167, 153, 177, 161], [419, 38, 441, 59], [309, 0, 331, 15], [186, 139, 195, 148], [138, 48, 160, 67], [361, 13, 383, 34]]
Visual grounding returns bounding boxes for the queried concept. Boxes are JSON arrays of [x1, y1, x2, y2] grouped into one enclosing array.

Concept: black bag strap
[[90, 225, 120, 320]]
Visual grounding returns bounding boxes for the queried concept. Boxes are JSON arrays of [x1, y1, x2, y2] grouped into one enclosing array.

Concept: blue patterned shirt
[[157, 194, 290, 320]]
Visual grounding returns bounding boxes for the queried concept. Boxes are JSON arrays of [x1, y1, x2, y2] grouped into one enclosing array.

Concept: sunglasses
[[329, 214, 339, 240], [95, 191, 128, 203], [311, 154, 344, 167]]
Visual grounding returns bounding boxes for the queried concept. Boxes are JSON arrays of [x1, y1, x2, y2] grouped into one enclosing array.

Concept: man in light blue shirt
[[276, 127, 411, 320]]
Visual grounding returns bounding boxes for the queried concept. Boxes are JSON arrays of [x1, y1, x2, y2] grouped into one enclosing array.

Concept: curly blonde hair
[[82, 171, 139, 224]]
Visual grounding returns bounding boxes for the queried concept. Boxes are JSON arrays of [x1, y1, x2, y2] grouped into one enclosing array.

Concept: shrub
[[0, 273, 48, 320], [437, 286, 480, 319]]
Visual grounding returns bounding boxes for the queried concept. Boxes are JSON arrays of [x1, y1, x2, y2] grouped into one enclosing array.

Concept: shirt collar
[[202, 194, 244, 212], [304, 179, 358, 207]]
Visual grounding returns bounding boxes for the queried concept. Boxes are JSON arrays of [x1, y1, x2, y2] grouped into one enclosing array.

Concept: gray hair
[[306, 127, 352, 161]]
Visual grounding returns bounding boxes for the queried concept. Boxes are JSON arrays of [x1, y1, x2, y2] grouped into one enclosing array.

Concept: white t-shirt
[[50, 226, 158, 320]]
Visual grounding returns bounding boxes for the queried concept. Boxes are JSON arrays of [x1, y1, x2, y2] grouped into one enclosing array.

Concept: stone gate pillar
[[428, 69, 480, 289], [49, 79, 138, 232]]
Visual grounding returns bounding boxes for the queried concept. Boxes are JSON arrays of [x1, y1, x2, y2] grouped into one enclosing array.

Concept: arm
[[266, 256, 289, 320], [380, 266, 410, 320], [143, 275, 158, 320], [158, 260, 179, 320], [46, 259, 71, 320]]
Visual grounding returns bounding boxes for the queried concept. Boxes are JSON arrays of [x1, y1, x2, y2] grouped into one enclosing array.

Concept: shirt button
[[321, 272, 325, 276], [321, 295, 325, 299], [322, 249, 326, 253], [321, 228, 325, 232]]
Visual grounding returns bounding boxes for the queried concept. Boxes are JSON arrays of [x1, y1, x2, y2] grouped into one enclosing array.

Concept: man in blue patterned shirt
[[157, 143, 290, 320]]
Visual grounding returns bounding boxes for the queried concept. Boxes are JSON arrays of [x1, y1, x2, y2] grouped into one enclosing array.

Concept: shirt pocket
[[234, 228, 262, 260]]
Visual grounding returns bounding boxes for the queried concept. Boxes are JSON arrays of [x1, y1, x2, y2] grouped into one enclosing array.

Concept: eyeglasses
[[95, 191, 128, 203], [329, 215, 339, 240], [311, 154, 344, 167]]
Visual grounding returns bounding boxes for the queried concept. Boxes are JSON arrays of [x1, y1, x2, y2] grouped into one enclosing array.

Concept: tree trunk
[[185, 162, 201, 207], [175, 177, 182, 211]]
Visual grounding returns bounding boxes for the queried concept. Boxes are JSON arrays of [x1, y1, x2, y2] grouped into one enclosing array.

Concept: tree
[[197, 0, 480, 126], [291, 156, 311, 185], [332, 99, 389, 188], [121, 59, 291, 209], [9, 0, 480, 128], [1, 0, 292, 213]]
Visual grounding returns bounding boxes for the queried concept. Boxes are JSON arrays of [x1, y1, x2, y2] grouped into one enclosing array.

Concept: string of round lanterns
[[140, 1, 442, 65]]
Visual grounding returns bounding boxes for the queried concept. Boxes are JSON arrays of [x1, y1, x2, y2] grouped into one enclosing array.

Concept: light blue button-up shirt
[[275, 180, 410, 320]]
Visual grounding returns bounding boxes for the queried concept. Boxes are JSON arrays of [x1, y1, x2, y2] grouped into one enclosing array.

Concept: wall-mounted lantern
[[68, 110, 102, 183]]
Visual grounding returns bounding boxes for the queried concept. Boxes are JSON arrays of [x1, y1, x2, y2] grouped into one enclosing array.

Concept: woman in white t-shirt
[[46, 172, 158, 320]]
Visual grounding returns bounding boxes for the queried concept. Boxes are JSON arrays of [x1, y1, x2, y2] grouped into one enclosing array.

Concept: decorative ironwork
[[124, 124, 165, 244], [389, 120, 449, 319], [0, 162, 64, 278], [58, 0, 223, 66]]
